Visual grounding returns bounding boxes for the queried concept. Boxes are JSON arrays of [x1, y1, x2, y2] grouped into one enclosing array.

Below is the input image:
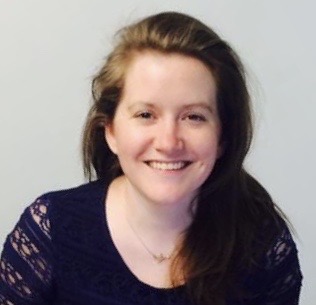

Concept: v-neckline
[[96, 178, 185, 293]]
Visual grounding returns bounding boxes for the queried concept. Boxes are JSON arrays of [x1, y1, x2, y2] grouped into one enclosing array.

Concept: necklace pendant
[[154, 253, 168, 263]]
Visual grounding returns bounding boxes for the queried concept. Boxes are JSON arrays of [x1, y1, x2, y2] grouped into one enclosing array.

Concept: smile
[[145, 161, 191, 171]]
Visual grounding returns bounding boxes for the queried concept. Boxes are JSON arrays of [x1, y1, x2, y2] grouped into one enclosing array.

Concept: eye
[[185, 113, 207, 122], [135, 111, 154, 119]]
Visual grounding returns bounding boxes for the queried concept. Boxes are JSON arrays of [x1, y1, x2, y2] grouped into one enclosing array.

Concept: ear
[[104, 124, 118, 155]]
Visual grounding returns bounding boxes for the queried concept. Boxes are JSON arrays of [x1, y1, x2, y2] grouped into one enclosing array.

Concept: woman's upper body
[[0, 11, 304, 305], [0, 179, 302, 305]]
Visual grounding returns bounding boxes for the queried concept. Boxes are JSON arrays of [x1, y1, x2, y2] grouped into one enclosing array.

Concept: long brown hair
[[82, 12, 286, 305]]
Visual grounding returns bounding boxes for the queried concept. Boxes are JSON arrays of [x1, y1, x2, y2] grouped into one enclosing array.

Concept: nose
[[154, 120, 184, 154]]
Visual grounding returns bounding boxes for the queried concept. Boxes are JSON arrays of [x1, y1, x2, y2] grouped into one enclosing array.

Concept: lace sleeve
[[246, 225, 303, 305], [0, 197, 54, 305], [263, 226, 303, 304]]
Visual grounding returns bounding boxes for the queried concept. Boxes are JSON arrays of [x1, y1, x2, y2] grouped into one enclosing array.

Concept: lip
[[144, 160, 192, 171]]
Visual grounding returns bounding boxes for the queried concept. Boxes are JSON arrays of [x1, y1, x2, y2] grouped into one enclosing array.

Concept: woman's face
[[105, 51, 222, 207]]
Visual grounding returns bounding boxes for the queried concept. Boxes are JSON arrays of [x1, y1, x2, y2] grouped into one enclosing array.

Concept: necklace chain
[[126, 216, 175, 263]]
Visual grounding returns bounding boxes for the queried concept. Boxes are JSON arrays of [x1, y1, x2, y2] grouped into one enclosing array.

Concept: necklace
[[126, 216, 175, 263]]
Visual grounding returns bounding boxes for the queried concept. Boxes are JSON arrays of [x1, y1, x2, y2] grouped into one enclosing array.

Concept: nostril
[[154, 137, 184, 153]]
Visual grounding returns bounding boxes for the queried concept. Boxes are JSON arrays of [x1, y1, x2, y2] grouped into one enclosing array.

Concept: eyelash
[[135, 111, 154, 119], [185, 113, 207, 122], [134, 111, 207, 122]]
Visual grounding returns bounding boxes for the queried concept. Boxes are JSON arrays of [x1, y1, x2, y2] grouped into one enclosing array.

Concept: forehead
[[120, 51, 217, 107]]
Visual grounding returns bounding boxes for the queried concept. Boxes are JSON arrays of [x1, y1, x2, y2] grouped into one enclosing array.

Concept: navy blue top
[[0, 180, 302, 304]]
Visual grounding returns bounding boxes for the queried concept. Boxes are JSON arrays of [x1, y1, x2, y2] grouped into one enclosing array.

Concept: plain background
[[0, 0, 315, 303]]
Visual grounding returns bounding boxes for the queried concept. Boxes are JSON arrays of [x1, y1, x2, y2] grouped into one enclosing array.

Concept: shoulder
[[30, 179, 107, 216], [38, 179, 107, 204], [242, 221, 303, 303], [262, 222, 303, 291], [264, 223, 300, 270], [40, 179, 109, 245], [22, 179, 109, 238]]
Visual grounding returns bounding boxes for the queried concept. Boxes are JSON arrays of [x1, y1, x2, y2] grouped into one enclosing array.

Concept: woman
[[0, 11, 302, 305]]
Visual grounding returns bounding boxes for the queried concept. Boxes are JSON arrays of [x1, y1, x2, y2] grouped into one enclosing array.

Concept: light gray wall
[[0, 1, 314, 303]]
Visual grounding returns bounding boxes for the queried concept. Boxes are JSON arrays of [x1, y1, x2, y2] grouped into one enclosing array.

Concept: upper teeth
[[148, 161, 187, 170]]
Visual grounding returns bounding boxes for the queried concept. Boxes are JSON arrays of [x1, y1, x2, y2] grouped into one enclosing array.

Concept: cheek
[[113, 127, 150, 156], [198, 141, 221, 179], [192, 130, 220, 157]]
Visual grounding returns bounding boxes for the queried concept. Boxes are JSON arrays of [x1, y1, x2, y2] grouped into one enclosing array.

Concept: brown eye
[[136, 111, 153, 119], [186, 114, 206, 122]]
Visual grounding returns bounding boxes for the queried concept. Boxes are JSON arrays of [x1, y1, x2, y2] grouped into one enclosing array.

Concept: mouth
[[145, 161, 192, 171]]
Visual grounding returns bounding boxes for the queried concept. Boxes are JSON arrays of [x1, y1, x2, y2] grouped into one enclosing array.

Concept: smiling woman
[[0, 11, 302, 305], [105, 52, 221, 208]]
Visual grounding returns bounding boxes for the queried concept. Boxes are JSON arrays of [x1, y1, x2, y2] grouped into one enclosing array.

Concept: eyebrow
[[182, 102, 214, 113], [127, 102, 215, 112]]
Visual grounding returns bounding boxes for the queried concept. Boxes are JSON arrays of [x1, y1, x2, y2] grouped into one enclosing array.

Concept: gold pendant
[[153, 253, 168, 263]]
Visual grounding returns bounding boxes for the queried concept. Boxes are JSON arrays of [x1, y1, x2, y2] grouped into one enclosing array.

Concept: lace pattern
[[0, 198, 53, 304], [266, 227, 295, 268], [240, 225, 302, 305], [0, 181, 303, 305], [0, 258, 32, 298], [0, 293, 14, 305], [9, 226, 51, 284], [264, 227, 302, 301], [29, 199, 51, 240]]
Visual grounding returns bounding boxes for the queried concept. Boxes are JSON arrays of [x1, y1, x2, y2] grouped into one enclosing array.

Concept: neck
[[121, 176, 194, 244]]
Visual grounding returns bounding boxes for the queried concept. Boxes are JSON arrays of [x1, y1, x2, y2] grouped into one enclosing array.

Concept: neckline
[[96, 178, 185, 292]]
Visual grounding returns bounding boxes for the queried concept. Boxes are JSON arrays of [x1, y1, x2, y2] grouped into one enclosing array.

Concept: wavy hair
[[82, 12, 286, 305]]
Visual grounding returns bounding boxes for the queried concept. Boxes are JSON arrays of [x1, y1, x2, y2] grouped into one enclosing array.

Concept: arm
[[0, 197, 54, 304], [244, 225, 303, 305], [261, 225, 303, 304]]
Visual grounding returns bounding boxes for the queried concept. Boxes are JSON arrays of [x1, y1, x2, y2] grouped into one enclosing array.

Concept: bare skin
[[106, 176, 187, 288]]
